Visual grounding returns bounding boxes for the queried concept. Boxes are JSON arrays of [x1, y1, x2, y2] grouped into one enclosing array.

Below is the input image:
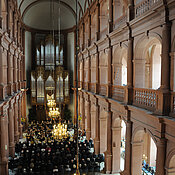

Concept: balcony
[[133, 88, 157, 111], [112, 85, 126, 102], [135, 0, 161, 17]]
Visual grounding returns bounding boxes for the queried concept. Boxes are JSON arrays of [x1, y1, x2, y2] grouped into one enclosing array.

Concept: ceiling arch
[[17, 0, 88, 30]]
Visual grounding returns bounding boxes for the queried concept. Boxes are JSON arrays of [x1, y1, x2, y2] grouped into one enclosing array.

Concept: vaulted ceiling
[[17, 0, 92, 30]]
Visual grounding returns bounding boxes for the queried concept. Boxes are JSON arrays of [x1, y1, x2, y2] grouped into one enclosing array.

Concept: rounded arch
[[134, 34, 162, 89], [135, 34, 162, 59], [166, 148, 175, 168], [132, 126, 157, 144], [171, 35, 175, 52], [22, 0, 76, 20]]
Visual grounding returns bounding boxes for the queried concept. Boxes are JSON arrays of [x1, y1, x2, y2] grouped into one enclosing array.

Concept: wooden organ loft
[[30, 34, 70, 120]]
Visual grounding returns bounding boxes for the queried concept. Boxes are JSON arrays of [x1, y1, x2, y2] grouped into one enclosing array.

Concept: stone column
[[13, 56, 18, 92], [7, 52, 13, 95], [108, 0, 113, 33], [112, 126, 121, 173], [123, 117, 132, 175], [0, 47, 8, 100], [0, 110, 9, 175], [94, 104, 100, 154], [170, 52, 175, 92], [156, 22, 171, 115], [14, 100, 19, 142], [125, 37, 133, 104], [80, 96, 85, 130], [155, 138, 166, 175], [88, 11, 91, 47], [18, 99, 23, 139], [160, 23, 171, 90], [95, 51, 99, 94], [107, 46, 112, 97], [85, 99, 91, 140], [104, 110, 112, 174], [82, 22, 85, 50], [132, 141, 143, 175], [96, 1, 100, 41], [1, 11, 7, 31], [88, 56, 91, 91], [99, 110, 107, 153], [8, 101, 15, 157]]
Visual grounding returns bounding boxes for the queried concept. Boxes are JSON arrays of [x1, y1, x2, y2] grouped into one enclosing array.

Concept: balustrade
[[133, 88, 157, 111], [112, 85, 125, 102], [135, 0, 161, 17]]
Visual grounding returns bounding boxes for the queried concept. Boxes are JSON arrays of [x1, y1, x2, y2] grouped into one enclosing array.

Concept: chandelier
[[52, 123, 68, 140], [48, 107, 60, 118]]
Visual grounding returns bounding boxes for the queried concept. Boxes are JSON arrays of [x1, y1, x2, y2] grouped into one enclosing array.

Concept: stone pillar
[[14, 100, 19, 142], [156, 23, 171, 115], [0, 109, 9, 175], [96, 1, 100, 41], [132, 141, 143, 175], [123, 117, 132, 175], [8, 101, 15, 157], [80, 96, 85, 130], [95, 51, 99, 94], [1, 11, 7, 31], [18, 99, 23, 139], [155, 138, 166, 175], [7, 52, 13, 95], [88, 11, 91, 47], [13, 56, 18, 92], [170, 52, 175, 92], [125, 37, 133, 104], [104, 110, 112, 174], [0, 47, 8, 100], [112, 126, 121, 173], [94, 104, 100, 154], [82, 22, 85, 51], [108, 0, 113, 33], [87, 56, 91, 91], [85, 99, 91, 140], [99, 110, 107, 153], [107, 46, 112, 98]]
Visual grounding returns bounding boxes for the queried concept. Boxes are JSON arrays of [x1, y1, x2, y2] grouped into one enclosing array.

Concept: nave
[[8, 120, 105, 175]]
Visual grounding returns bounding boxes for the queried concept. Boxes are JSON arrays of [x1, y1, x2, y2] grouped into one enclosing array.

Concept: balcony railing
[[99, 84, 107, 96], [133, 88, 157, 111], [135, 0, 161, 17], [112, 85, 125, 102]]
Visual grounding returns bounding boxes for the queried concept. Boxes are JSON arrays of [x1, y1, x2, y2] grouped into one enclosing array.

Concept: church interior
[[0, 0, 175, 174]]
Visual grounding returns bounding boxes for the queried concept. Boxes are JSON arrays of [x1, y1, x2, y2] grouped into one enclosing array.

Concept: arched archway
[[113, 45, 128, 86], [111, 116, 126, 173], [132, 128, 157, 175], [135, 36, 162, 89], [166, 149, 175, 175]]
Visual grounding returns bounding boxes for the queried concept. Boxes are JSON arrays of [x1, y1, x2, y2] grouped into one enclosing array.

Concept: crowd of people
[[8, 120, 104, 175]]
